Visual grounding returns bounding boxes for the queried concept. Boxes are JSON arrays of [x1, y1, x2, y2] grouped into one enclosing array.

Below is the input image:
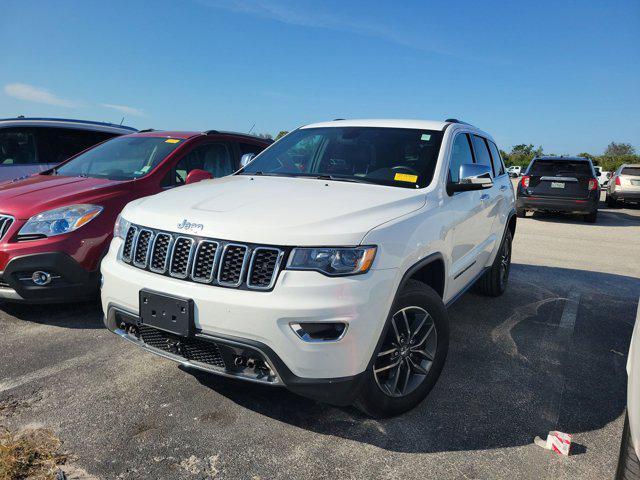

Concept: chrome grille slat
[[149, 233, 173, 273], [217, 244, 249, 287], [247, 248, 284, 290], [191, 240, 220, 283], [0, 214, 14, 241], [133, 229, 153, 268], [122, 226, 138, 263], [169, 237, 195, 278], [122, 224, 283, 291]]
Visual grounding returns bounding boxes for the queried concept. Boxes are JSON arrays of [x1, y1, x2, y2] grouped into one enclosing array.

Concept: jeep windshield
[[240, 127, 444, 188], [53, 136, 182, 181]]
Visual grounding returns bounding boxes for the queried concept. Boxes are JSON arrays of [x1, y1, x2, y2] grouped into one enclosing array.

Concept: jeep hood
[[124, 175, 425, 245]]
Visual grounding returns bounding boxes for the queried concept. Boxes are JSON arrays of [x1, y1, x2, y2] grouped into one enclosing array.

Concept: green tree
[[275, 130, 289, 140], [604, 142, 636, 156]]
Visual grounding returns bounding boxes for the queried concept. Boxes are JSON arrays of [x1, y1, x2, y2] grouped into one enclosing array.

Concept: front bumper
[[101, 238, 398, 383], [516, 194, 598, 214], [0, 252, 99, 303]]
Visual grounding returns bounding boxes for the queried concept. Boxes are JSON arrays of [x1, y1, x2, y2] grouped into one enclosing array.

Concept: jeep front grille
[[121, 224, 285, 291], [0, 214, 15, 241]]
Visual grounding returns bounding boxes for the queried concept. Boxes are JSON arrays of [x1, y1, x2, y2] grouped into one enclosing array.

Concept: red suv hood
[[0, 174, 127, 219]]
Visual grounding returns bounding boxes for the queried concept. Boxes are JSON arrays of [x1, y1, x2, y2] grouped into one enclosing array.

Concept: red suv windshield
[[55, 136, 183, 180]]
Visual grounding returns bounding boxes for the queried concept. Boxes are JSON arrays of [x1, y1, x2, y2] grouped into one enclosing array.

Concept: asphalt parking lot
[[1, 190, 639, 479]]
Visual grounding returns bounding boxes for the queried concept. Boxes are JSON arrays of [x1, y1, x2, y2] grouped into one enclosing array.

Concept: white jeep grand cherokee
[[102, 119, 516, 417]]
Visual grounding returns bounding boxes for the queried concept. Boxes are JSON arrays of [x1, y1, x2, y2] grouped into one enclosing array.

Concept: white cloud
[[197, 0, 449, 55], [100, 103, 146, 117], [4, 82, 80, 108]]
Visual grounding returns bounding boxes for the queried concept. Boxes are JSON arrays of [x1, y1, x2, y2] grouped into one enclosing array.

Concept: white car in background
[[594, 166, 611, 188], [507, 165, 522, 177], [616, 303, 640, 479]]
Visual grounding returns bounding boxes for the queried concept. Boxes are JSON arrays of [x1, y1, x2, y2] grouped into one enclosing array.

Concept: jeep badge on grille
[[177, 219, 204, 233]]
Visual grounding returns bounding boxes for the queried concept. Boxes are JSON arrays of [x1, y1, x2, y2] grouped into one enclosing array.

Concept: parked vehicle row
[[607, 164, 640, 208]]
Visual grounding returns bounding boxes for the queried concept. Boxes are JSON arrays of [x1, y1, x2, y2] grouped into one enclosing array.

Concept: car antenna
[[120, 116, 125, 125], [248, 123, 255, 134]]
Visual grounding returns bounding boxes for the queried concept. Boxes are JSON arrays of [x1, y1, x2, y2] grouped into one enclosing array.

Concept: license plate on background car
[[632, 180, 640, 186], [139, 289, 194, 337], [551, 182, 565, 189]]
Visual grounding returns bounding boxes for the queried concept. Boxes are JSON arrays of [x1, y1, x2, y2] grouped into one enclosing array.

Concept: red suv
[[0, 130, 272, 303]]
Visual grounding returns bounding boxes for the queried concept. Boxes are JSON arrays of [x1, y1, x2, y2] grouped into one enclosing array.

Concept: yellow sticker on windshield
[[394, 173, 418, 183], [165, 138, 180, 144]]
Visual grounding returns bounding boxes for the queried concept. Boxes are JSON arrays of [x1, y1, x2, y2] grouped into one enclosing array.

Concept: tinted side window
[[43, 128, 116, 164], [471, 135, 494, 177], [488, 141, 505, 175], [0, 128, 37, 165], [173, 142, 233, 185], [239, 142, 266, 156], [449, 134, 474, 183]]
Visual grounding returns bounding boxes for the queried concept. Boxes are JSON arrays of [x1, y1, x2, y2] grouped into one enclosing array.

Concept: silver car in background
[[0, 117, 136, 183], [607, 164, 640, 207]]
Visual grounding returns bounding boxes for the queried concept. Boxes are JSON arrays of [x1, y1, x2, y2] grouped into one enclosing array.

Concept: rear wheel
[[616, 411, 640, 480], [516, 207, 526, 218], [476, 229, 512, 297], [354, 280, 449, 418], [585, 210, 598, 223], [607, 194, 619, 208]]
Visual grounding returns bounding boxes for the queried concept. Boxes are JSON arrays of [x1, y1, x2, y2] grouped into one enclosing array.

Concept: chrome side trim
[[217, 243, 250, 287], [191, 240, 221, 283], [540, 176, 578, 182], [246, 247, 284, 290], [169, 236, 196, 279]]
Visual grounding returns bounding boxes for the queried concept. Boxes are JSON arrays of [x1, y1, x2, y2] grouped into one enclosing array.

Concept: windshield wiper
[[299, 174, 379, 185]]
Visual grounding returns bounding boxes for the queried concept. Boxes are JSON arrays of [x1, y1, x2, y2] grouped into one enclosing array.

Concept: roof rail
[[204, 130, 274, 143], [444, 118, 472, 126], [333, 118, 345, 121], [137, 128, 155, 133], [0, 117, 137, 131]]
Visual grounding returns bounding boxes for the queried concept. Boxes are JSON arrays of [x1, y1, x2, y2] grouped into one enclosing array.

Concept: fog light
[[31, 271, 52, 286], [290, 322, 348, 342]]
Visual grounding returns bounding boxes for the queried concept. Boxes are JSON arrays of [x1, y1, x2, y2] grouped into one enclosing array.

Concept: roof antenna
[[120, 117, 125, 125], [248, 123, 255, 134]]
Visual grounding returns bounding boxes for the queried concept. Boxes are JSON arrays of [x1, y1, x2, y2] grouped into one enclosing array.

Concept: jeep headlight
[[113, 214, 131, 240], [287, 246, 377, 276], [19, 204, 103, 237]]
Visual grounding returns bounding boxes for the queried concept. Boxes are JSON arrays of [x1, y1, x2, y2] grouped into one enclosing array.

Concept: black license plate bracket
[[139, 289, 194, 337]]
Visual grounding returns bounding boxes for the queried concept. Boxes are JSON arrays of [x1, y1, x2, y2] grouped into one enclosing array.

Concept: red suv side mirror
[[186, 169, 213, 184]]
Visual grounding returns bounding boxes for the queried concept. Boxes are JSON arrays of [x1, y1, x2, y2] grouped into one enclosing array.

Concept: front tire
[[476, 229, 513, 297], [616, 412, 640, 480], [354, 280, 449, 418]]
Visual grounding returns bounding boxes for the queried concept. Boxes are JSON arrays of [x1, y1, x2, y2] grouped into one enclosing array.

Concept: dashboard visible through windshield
[[54, 136, 183, 181], [240, 127, 444, 188]]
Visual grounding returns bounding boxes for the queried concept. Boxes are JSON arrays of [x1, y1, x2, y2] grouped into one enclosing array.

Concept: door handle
[[480, 193, 490, 201], [500, 185, 509, 191]]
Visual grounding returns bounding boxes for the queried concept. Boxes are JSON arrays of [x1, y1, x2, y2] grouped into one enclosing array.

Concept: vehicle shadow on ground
[[527, 207, 639, 227], [188, 263, 639, 453], [0, 300, 103, 329]]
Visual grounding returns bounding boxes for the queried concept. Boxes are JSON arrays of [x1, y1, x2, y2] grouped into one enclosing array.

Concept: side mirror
[[448, 163, 493, 194], [186, 169, 213, 185], [240, 153, 255, 168]]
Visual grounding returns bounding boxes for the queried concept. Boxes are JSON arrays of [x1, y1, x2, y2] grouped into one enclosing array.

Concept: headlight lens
[[113, 214, 131, 240], [287, 246, 377, 276], [19, 204, 103, 237]]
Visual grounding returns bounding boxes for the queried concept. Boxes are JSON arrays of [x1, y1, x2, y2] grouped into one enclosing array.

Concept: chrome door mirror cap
[[448, 163, 494, 193]]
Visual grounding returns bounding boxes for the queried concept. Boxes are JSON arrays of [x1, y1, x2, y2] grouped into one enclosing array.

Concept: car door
[[0, 127, 40, 183], [486, 139, 512, 235], [446, 132, 488, 293]]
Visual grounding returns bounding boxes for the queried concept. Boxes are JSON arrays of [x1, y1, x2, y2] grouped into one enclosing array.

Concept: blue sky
[[1, 0, 638, 154]]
